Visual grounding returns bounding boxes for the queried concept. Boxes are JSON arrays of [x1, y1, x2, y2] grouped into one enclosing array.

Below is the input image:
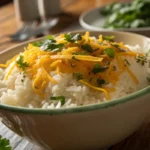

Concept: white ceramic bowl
[[79, 7, 150, 37], [0, 31, 150, 150]]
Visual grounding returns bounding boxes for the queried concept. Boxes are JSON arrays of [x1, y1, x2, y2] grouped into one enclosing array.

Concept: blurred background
[[1, 0, 149, 51]]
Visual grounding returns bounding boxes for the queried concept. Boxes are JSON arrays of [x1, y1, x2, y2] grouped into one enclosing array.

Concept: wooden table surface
[[0, 1, 150, 150]]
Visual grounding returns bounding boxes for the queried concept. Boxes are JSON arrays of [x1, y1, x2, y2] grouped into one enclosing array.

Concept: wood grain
[[0, 0, 150, 150]]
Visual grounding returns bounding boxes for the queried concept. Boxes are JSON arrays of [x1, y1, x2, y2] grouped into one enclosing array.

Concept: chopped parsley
[[104, 48, 115, 58], [92, 64, 108, 74], [0, 135, 12, 150], [124, 59, 130, 66], [32, 41, 43, 47], [97, 78, 106, 86], [103, 36, 115, 42], [72, 56, 80, 61], [40, 39, 64, 52], [50, 96, 65, 105], [64, 33, 82, 43], [136, 55, 147, 66], [16, 55, 29, 71], [73, 72, 83, 80], [112, 44, 126, 52], [81, 44, 93, 53], [32, 35, 64, 52]]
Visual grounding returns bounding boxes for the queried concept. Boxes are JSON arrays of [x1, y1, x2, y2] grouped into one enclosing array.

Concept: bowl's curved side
[[0, 92, 150, 150]]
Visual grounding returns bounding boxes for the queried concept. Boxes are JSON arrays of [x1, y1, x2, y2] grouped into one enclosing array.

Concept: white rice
[[0, 45, 149, 109]]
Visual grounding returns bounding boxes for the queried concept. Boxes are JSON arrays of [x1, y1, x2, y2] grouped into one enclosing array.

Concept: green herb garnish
[[97, 78, 106, 86], [112, 44, 126, 52], [104, 48, 115, 58], [64, 33, 82, 43], [40, 40, 64, 52], [72, 56, 80, 61], [124, 59, 130, 66], [0, 135, 12, 150], [50, 96, 65, 105], [81, 44, 93, 53], [32, 41, 43, 47], [92, 64, 108, 74], [136, 55, 147, 66], [73, 72, 83, 80], [103, 36, 115, 42], [16, 55, 29, 71]]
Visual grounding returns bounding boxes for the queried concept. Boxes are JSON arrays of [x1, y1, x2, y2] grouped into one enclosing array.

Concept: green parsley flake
[[104, 48, 115, 58], [97, 78, 106, 86], [50, 96, 65, 105], [136, 55, 147, 66], [81, 44, 93, 53], [64, 33, 82, 43], [73, 72, 83, 81], [124, 59, 130, 66], [103, 36, 115, 42], [0, 135, 12, 150], [92, 64, 108, 74], [16, 55, 29, 71]]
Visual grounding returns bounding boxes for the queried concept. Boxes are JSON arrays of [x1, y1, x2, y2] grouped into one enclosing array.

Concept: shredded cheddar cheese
[[0, 32, 144, 100]]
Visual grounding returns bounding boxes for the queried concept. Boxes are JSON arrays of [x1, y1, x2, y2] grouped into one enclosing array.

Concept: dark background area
[[0, 0, 12, 7]]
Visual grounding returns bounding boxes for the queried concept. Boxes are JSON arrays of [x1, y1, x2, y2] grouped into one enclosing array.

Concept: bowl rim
[[79, 6, 150, 31], [0, 31, 150, 115]]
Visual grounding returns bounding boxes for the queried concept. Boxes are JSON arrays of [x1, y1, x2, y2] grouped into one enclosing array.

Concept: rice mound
[[0, 45, 149, 109]]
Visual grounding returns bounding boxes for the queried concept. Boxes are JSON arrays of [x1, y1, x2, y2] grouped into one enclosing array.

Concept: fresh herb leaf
[[32, 35, 56, 47], [97, 78, 106, 86], [46, 35, 56, 41], [81, 44, 93, 53], [72, 56, 80, 62], [136, 55, 147, 66], [112, 44, 126, 52], [92, 64, 108, 74], [124, 59, 130, 66], [103, 36, 115, 42], [104, 48, 115, 58], [16, 55, 29, 71], [50, 96, 65, 105], [0, 135, 12, 150], [64, 33, 82, 43], [32, 41, 43, 47], [72, 34, 82, 41], [40, 39, 64, 52], [73, 72, 83, 80]]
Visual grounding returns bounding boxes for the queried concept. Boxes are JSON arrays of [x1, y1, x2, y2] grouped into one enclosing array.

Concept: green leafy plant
[[0, 136, 12, 150]]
